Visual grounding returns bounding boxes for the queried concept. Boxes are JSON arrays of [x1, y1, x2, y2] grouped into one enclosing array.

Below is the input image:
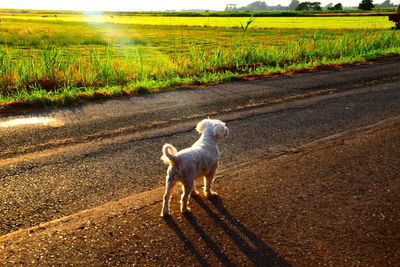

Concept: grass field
[[3, 14, 394, 29], [0, 12, 399, 108]]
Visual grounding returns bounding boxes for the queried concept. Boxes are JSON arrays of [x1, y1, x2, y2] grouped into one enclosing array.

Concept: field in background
[[2, 14, 394, 29], [0, 11, 399, 107], [0, 7, 396, 17]]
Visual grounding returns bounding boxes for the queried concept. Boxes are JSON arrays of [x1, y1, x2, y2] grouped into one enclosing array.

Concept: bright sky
[[0, 0, 396, 11]]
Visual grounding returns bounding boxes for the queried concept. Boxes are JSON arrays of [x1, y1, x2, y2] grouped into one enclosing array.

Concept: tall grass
[[1, 29, 399, 106]]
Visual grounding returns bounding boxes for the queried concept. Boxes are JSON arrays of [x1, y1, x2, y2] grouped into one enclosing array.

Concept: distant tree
[[325, 3, 334, 9], [295, 2, 322, 10], [379, 0, 392, 6], [245, 1, 268, 11], [375, 0, 397, 7], [225, 4, 237, 11], [289, 0, 300, 10], [232, 1, 269, 11], [333, 3, 343, 9], [358, 0, 374, 10], [328, 3, 343, 10]]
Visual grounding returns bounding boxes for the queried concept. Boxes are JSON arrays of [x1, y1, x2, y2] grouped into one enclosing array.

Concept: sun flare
[[0, 117, 64, 127]]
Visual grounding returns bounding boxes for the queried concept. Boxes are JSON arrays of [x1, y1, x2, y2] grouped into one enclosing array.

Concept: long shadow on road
[[164, 196, 291, 266], [163, 216, 210, 267]]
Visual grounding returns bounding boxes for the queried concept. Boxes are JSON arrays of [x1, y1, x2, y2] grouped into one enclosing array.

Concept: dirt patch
[[0, 120, 399, 266]]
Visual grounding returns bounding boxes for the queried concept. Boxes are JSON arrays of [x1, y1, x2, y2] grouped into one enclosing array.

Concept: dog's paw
[[205, 191, 218, 198], [180, 207, 191, 214], [160, 210, 170, 217], [191, 190, 200, 197]]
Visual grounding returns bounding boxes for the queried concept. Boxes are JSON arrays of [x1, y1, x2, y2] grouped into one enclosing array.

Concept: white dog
[[160, 119, 229, 217]]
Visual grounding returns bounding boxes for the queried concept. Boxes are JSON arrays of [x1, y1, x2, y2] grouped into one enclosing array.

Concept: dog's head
[[196, 119, 229, 141]]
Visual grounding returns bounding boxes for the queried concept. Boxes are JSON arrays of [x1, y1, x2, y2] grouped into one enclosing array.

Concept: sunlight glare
[[0, 117, 64, 128], [82, 11, 107, 25]]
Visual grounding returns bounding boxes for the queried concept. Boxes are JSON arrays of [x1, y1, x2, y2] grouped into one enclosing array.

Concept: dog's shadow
[[164, 196, 291, 267]]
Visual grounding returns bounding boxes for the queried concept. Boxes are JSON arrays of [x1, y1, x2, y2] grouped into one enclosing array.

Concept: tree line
[[225, 0, 398, 11]]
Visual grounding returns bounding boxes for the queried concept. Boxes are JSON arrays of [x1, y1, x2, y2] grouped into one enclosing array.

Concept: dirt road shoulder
[[1, 120, 399, 266]]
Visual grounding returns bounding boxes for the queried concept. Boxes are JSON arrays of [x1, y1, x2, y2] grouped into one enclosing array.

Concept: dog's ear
[[196, 119, 211, 134]]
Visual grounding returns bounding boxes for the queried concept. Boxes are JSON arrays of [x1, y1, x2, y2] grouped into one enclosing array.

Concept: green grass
[[0, 12, 399, 108]]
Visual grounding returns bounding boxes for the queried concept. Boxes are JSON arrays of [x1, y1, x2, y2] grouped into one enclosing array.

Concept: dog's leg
[[161, 176, 176, 217], [204, 170, 218, 198], [180, 182, 193, 213], [191, 181, 200, 197]]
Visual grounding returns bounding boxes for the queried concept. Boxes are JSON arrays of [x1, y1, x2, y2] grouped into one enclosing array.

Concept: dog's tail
[[161, 143, 179, 164]]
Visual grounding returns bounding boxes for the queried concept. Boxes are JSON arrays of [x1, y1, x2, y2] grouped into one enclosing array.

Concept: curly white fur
[[160, 119, 229, 217]]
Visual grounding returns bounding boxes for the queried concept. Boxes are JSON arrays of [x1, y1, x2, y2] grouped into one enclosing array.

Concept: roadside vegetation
[[0, 10, 399, 108]]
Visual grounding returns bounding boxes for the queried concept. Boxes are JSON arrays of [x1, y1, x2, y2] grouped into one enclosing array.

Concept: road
[[0, 59, 400, 236]]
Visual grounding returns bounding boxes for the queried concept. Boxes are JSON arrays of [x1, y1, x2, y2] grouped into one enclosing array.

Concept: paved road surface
[[0, 118, 398, 266], [0, 59, 400, 236]]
